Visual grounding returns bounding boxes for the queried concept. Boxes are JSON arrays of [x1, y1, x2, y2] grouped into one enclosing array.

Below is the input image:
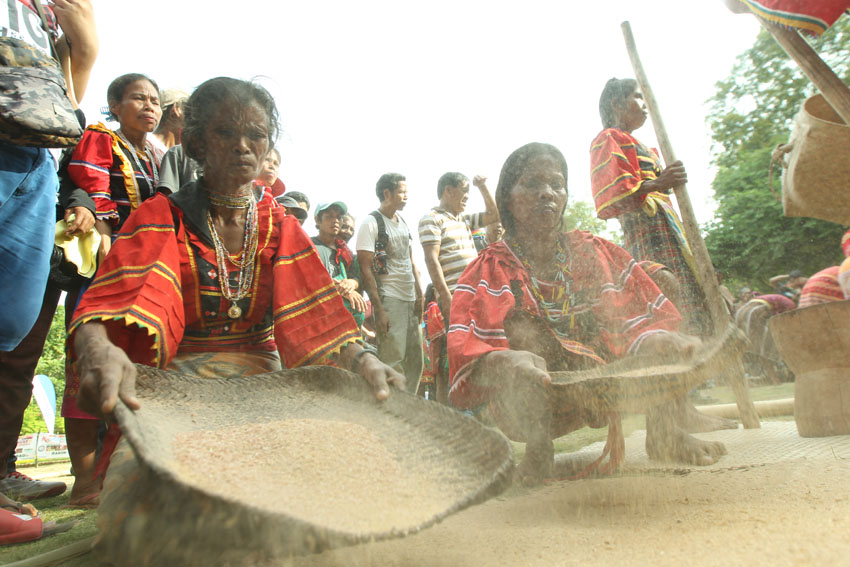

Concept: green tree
[[704, 19, 850, 290], [562, 199, 623, 244], [20, 305, 67, 435]]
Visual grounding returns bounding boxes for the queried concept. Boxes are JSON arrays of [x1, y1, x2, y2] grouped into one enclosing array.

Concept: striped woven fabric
[[798, 266, 844, 308], [447, 230, 681, 410], [739, 0, 850, 36], [69, 188, 361, 372]]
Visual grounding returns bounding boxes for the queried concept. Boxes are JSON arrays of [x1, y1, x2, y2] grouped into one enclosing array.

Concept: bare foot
[[67, 482, 101, 509], [646, 401, 727, 466], [646, 425, 727, 465], [677, 399, 738, 433]]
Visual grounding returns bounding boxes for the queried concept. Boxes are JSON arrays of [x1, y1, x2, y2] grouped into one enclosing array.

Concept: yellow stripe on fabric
[[89, 123, 140, 209], [275, 247, 315, 266], [275, 282, 336, 314], [114, 226, 177, 239], [276, 290, 337, 323], [71, 307, 167, 368], [183, 235, 203, 324], [290, 331, 362, 368], [740, 0, 828, 34], [87, 262, 182, 297], [591, 156, 613, 176], [594, 173, 635, 199]]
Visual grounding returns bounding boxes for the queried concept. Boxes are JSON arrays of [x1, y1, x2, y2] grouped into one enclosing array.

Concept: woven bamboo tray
[[548, 325, 748, 414], [107, 365, 513, 564]]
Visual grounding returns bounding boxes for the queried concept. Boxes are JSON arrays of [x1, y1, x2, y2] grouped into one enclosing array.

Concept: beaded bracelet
[[351, 347, 379, 374]]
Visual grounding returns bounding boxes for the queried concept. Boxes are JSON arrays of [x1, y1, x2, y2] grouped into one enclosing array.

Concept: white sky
[[79, 1, 761, 280]]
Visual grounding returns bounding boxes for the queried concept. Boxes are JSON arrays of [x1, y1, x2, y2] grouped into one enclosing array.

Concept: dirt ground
[[37, 420, 850, 567], [278, 425, 850, 567]]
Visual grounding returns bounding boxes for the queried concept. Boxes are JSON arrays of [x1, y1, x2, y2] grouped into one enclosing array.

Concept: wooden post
[[620, 21, 760, 429], [758, 19, 850, 126]]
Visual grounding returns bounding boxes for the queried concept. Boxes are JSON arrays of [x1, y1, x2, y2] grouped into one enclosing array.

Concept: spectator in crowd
[[63, 72, 164, 507], [157, 143, 199, 194], [149, 88, 188, 153], [449, 142, 725, 485], [276, 194, 308, 224], [312, 201, 367, 327], [769, 270, 808, 303], [356, 173, 424, 393], [69, 77, 402, 545], [418, 172, 498, 403], [0, 0, 98, 504], [285, 190, 310, 216], [256, 147, 285, 197], [339, 212, 356, 243], [473, 221, 505, 252]]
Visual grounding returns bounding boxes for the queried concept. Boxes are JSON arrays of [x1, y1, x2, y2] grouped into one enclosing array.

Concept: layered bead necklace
[[115, 129, 159, 202], [206, 190, 259, 319], [507, 234, 576, 332]]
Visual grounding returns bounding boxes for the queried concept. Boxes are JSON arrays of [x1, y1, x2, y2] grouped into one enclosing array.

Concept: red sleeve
[[68, 194, 185, 368], [589, 129, 647, 219], [68, 128, 120, 224], [576, 233, 682, 357], [272, 213, 363, 368], [447, 249, 517, 408]]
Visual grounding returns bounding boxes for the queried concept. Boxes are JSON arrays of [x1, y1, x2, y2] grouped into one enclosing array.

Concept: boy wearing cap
[[312, 202, 366, 326]]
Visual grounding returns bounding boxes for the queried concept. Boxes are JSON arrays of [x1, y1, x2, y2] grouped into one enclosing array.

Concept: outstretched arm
[[53, 0, 98, 107], [473, 175, 500, 226]]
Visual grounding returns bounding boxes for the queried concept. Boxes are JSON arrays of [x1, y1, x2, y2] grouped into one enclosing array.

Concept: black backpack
[[369, 211, 411, 275]]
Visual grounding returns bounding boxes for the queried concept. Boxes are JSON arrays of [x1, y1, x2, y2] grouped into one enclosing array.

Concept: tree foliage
[[21, 305, 67, 435], [704, 19, 850, 290], [562, 199, 623, 245]]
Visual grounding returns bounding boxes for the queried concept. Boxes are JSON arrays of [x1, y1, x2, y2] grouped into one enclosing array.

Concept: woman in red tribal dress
[[449, 142, 726, 485], [62, 73, 164, 506], [590, 78, 710, 336], [68, 79, 403, 536]]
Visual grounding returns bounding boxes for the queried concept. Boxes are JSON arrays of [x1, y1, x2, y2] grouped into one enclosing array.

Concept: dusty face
[[616, 88, 648, 132], [316, 205, 344, 239], [111, 80, 162, 138], [486, 221, 504, 243], [506, 155, 567, 235], [259, 150, 280, 186], [444, 181, 470, 215], [339, 215, 355, 242], [201, 101, 270, 192], [385, 182, 408, 210]]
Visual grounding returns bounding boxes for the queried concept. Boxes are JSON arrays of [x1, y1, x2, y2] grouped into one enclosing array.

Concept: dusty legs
[[674, 396, 738, 433], [65, 417, 101, 507], [646, 396, 727, 465]]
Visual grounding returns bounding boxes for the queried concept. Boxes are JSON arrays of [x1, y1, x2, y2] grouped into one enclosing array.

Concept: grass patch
[[1, 490, 98, 564]]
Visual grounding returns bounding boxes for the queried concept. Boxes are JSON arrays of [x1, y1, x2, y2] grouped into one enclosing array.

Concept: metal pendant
[[227, 303, 242, 319]]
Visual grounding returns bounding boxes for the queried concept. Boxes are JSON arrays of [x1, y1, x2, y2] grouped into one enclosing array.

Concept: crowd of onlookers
[[4, 0, 850, 548]]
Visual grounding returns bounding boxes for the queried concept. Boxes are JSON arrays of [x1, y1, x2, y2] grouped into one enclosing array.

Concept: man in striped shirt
[[418, 172, 499, 402]]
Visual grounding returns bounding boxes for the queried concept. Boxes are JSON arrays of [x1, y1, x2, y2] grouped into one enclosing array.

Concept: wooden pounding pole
[[756, 18, 850, 126], [620, 21, 760, 428]]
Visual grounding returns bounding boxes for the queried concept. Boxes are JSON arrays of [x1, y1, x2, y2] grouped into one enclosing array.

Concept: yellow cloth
[[54, 214, 101, 278]]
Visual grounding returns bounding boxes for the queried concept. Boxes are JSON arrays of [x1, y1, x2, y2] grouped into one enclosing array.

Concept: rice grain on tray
[[174, 419, 451, 533]]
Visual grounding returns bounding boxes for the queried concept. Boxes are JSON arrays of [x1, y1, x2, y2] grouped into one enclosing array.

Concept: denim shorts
[[0, 143, 58, 350]]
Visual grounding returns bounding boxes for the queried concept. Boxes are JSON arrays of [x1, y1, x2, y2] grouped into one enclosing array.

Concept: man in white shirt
[[356, 173, 424, 393]]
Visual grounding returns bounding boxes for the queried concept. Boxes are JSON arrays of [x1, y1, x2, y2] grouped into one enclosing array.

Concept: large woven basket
[[104, 365, 513, 565], [548, 324, 748, 414]]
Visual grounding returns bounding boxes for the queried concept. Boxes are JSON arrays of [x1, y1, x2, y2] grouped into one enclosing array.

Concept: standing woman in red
[[590, 78, 709, 336], [62, 72, 163, 507]]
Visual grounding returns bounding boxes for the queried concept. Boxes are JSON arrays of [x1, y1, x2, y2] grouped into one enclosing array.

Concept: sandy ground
[[25, 421, 850, 567], [280, 422, 850, 567]]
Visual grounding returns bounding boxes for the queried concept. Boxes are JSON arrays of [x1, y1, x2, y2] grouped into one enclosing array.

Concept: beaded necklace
[[507, 234, 576, 331], [209, 191, 254, 209], [206, 193, 259, 319], [115, 129, 159, 199]]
